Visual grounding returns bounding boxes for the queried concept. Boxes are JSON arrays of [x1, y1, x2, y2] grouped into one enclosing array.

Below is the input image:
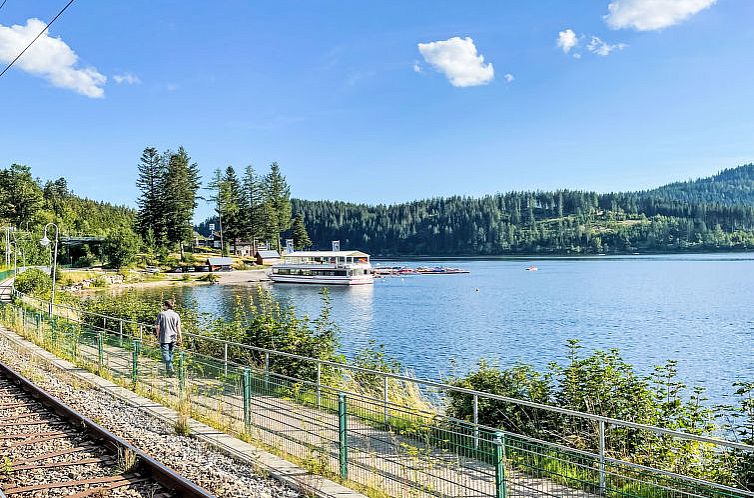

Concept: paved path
[[7, 303, 599, 498], [85, 333, 598, 498]]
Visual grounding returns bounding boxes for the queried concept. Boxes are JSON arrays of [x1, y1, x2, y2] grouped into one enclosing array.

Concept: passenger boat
[[271, 250, 374, 285]]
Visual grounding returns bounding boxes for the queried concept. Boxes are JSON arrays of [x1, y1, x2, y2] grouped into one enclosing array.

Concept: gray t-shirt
[[155, 309, 181, 344]]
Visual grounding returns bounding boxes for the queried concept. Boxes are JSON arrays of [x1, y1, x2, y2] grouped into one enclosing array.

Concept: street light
[[40, 223, 59, 316]]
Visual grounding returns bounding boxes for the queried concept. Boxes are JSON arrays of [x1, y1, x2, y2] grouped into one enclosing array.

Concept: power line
[[0, 1, 8, 12], [0, 0, 75, 79]]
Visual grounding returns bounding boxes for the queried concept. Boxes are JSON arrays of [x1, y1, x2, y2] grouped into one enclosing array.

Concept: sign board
[[331, 240, 340, 252], [209, 223, 215, 231], [285, 239, 294, 253]]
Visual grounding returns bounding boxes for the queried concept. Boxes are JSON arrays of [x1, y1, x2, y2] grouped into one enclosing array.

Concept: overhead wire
[[0, 0, 75, 79]]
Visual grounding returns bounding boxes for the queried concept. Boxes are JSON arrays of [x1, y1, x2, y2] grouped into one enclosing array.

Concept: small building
[[192, 231, 208, 248], [206, 257, 234, 272], [230, 241, 255, 257], [255, 250, 281, 266]]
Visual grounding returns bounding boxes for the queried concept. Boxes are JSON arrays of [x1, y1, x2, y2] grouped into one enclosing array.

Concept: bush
[[14, 268, 52, 296], [102, 228, 141, 268]]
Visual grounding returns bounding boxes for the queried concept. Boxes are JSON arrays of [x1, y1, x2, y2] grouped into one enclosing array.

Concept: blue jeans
[[160, 342, 176, 375]]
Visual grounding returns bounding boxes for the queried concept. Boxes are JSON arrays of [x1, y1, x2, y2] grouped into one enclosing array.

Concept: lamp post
[[40, 223, 59, 316]]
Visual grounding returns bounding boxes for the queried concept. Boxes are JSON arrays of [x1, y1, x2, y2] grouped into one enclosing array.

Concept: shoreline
[[74, 269, 271, 294]]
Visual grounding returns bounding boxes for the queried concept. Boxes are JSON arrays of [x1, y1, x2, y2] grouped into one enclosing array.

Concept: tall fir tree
[[291, 213, 312, 250], [222, 166, 244, 250], [135, 147, 167, 245], [241, 164, 262, 247], [163, 147, 201, 259], [262, 162, 292, 251]]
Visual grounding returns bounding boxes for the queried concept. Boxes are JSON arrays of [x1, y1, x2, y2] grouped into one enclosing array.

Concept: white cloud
[[605, 0, 716, 31], [556, 29, 578, 53], [113, 73, 140, 85], [587, 36, 628, 56], [573, 53, 582, 59], [0, 18, 106, 98], [503, 73, 514, 83], [412, 61, 423, 73], [417, 36, 494, 87]]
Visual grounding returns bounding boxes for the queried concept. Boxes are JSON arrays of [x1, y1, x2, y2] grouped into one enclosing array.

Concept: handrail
[[10, 286, 754, 454]]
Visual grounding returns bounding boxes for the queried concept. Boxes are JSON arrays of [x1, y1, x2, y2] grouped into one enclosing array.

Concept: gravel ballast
[[0, 333, 301, 498]]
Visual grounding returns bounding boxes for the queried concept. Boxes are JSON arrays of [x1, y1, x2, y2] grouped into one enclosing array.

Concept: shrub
[[14, 268, 52, 296]]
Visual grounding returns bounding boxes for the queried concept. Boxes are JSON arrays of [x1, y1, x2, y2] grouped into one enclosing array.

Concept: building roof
[[256, 250, 281, 258], [285, 251, 370, 258], [206, 257, 234, 266]]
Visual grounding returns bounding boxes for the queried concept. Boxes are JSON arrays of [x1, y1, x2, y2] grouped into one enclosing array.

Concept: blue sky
[[1, 0, 753, 221]]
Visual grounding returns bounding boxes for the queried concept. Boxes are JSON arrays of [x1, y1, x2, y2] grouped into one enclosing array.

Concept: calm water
[[124, 254, 754, 403]]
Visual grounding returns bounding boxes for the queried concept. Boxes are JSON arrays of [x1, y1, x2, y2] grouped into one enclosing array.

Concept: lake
[[121, 254, 754, 403]]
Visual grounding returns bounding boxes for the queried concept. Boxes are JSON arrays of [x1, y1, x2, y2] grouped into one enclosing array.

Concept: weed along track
[[0, 360, 216, 498]]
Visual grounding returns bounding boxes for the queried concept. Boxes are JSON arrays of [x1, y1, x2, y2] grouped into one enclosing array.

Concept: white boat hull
[[270, 274, 374, 285]]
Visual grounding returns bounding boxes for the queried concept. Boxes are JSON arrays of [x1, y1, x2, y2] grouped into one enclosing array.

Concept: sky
[[1, 0, 754, 221]]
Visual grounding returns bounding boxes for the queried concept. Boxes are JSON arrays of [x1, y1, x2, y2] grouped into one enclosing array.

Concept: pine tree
[[291, 213, 312, 250], [135, 147, 167, 244], [163, 147, 201, 259], [262, 162, 292, 251], [241, 165, 262, 248], [222, 166, 243, 251]]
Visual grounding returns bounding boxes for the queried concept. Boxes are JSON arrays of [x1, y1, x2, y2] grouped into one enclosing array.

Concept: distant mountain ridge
[[290, 163, 754, 256], [641, 163, 754, 206]]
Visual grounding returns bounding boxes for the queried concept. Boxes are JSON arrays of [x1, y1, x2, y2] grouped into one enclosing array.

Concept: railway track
[[0, 360, 216, 498]]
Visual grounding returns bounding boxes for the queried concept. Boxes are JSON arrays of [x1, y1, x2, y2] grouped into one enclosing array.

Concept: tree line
[[292, 166, 754, 255], [134, 146, 307, 257]]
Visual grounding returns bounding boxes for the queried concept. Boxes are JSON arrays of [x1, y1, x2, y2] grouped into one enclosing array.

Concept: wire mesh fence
[[1, 294, 753, 498]]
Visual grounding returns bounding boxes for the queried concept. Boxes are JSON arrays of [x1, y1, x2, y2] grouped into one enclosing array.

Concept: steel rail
[[0, 359, 216, 498]]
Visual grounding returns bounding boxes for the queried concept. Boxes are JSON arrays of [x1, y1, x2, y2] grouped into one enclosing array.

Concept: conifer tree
[[135, 147, 167, 244], [222, 166, 243, 250], [163, 147, 201, 259], [262, 162, 291, 251], [291, 213, 312, 250], [241, 165, 262, 247]]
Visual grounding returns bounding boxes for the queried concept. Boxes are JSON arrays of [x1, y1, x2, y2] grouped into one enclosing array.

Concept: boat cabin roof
[[285, 251, 370, 258]]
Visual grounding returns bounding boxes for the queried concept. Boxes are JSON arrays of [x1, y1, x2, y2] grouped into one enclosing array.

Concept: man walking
[[155, 300, 181, 376]]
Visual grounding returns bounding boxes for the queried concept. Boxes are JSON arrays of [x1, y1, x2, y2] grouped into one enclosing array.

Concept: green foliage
[[291, 213, 312, 250], [0, 164, 44, 226], [135, 147, 168, 243], [262, 162, 292, 252], [198, 273, 220, 283], [102, 228, 141, 268], [446, 341, 751, 488], [199, 287, 339, 382], [292, 164, 754, 255], [136, 146, 201, 253], [14, 268, 52, 296], [164, 147, 201, 252]]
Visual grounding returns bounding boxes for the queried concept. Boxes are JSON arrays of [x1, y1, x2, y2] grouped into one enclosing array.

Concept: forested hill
[[641, 163, 754, 205], [0, 164, 135, 235], [292, 164, 754, 256]]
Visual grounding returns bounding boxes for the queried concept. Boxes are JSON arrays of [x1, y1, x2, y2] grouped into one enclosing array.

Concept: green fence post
[[36, 312, 41, 340], [178, 352, 186, 393], [494, 431, 506, 498], [338, 393, 348, 480], [242, 367, 251, 431], [97, 331, 104, 372], [131, 339, 141, 385], [264, 352, 270, 392]]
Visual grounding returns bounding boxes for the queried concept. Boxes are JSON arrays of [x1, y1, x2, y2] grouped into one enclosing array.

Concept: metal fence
[[3, 289, 753, 498]]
